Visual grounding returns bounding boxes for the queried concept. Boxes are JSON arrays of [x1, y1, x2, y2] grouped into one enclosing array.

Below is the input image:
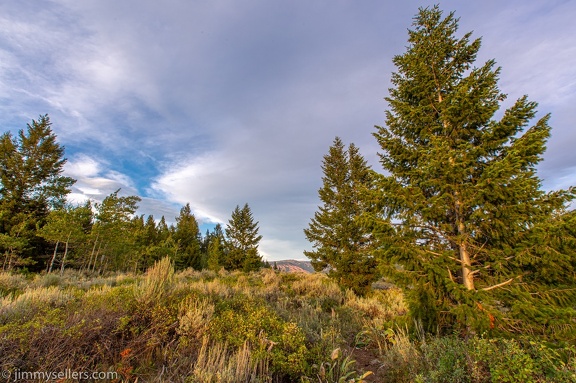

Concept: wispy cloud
[[1, 0, 574, 260]]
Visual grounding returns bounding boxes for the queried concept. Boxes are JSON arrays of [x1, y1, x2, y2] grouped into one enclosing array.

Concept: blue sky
[[0, 1, 574, 261]]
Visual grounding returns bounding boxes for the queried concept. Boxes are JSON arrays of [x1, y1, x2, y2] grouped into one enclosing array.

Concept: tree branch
[[481, 277, 516, 292]]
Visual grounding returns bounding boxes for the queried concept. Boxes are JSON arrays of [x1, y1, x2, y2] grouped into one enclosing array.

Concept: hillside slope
[[273, 260, 314, 273]]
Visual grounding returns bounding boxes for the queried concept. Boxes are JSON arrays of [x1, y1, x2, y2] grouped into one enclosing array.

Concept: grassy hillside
[[0, 258, 574, 382], [273, 260, 314, 274]]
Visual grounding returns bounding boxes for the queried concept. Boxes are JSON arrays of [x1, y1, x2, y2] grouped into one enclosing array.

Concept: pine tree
[[0, 115, 75, 269], [224, 203, 263, 272], [371, 6, 576, 336], [156, 216, 170, 242], [207, 235, 222, 271], [206, 223, 226, 271], [173, 203, 202, 270], [304, 137, 378, 295]]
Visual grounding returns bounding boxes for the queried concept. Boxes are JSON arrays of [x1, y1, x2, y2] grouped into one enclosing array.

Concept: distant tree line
[[0, 116, 265, 273]]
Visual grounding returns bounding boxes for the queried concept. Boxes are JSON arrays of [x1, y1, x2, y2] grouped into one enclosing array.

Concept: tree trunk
[[458, 224, 475, 290], [60, 232, 71, 276], [455, 192, 475, 290], [97, 243, 107, 275], [92, 241, 102, 273], [48, 241, 59, 273], [87, 234, 99, 272], [7, 247, 14, 271]]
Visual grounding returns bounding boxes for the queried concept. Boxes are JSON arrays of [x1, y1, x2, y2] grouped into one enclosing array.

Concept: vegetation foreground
[[0, 258, 574, 383]]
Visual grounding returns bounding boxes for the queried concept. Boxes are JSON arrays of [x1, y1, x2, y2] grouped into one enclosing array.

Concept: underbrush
[[0, 261, 574, 382], [377, 328, 576, 383]]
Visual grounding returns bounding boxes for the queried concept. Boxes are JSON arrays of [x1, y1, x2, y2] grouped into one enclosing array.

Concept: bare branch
[[447, 268, 456, 283], [481, 277, 516, 292]]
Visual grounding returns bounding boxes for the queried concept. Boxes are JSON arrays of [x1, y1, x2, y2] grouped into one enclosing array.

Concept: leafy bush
[[209, 294, 308, 378], [420, 336, 470, 383]]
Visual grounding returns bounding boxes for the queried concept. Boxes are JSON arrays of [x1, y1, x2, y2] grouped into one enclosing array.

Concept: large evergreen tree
[[304, 137, 378, 295], [371, 6, 575, 337], [0, 115, 75, 269], [225, 203, 263, 272]]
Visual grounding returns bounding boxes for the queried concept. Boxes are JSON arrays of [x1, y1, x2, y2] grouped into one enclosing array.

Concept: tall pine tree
[[305, 137, 378, 295], [0, 115, 75, 269], [225, 203, 263, 272], [371, 6, 575, 337]]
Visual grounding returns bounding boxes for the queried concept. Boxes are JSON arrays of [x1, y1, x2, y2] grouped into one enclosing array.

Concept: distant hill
[[272, 260, 314, 273]]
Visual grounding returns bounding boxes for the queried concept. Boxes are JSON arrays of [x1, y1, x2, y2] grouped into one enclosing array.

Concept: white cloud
[[64, 154, 101, 178], [64, 154, 135, 198], [1, 0, 574, 261]]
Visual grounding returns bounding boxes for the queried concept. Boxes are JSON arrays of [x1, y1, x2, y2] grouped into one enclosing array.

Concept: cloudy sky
[[0, 0, 574, 261]]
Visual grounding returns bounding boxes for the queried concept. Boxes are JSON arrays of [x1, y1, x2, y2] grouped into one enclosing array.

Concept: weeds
[[0, 267, 573, 382], [301, 348, 372, 383], [192, 337, 271, 383], [136, 256, 175, 305]]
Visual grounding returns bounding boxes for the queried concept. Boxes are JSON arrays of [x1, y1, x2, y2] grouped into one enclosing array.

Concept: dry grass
[[191, 337, 270, 383], [177, 295, 215, 341], [185, 278, 233, 299], [0, 271, 27, 296], [292, 273, 343, 302], [136, 256, 175, 305], [0, 285, 75, 322], [345, 288, 407, 320]]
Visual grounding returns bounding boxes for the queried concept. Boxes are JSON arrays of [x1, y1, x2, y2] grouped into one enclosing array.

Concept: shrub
[[379, 327, 423, 383], [0, 286, 75, 324], [209, 294, 308, 378], [0, 272, 27, 296], [177, 294, 214, 342], [420, 336, 470, 383], [191, 337, 270, 383], [301, 348, 373, 383], [136, 257, 175, 305], [186, 278, 233, 299]]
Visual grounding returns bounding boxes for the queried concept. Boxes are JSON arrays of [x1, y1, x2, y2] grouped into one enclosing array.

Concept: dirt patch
[[349, 347, 386, 382]]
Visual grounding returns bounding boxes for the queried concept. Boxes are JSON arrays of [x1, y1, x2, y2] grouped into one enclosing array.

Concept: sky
[[0, 0, 574, 261]]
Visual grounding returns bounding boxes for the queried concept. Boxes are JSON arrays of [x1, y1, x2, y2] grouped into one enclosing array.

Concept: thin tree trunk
[[92, 241, 102, 273], [87, 234, 99, 272], [60, 232, 71, 276], [7, 248, 14, 271], [48, 241, 60, 273], [97, 243, 108, 275]]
